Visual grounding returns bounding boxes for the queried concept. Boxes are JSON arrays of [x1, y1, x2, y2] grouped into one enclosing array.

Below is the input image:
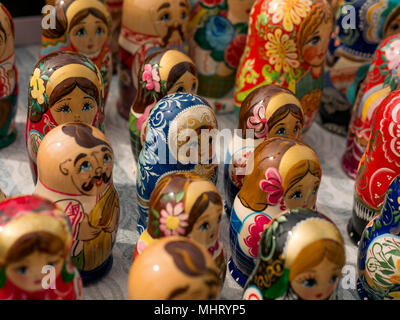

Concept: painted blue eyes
[[302, 278, 317, 288], [291, 191, 303, 200], [310, 36, 321, 45], [199, 222, 209, 231], [161, 14, 170, 22], [276, 128, 286, 135], [96, 27, 104, 36], [80, 161, 92, 172], [17, 266, 27, 275], [76, 28, 86, 37], [82, 103, 92, 111]]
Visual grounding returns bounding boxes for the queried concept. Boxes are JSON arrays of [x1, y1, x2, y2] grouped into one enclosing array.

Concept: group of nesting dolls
[[0, 0, 399, 301]]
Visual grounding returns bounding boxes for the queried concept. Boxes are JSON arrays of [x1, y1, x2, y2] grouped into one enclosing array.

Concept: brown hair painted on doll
[[148, 172, 222, 246], [0, 98, 11, 128], [28, 52, 102, 124], [384, 6, 400, 38], [298, 1, 333, 68], [289, 239, 345, 300], [238, 137, 321, 212], [132, 49, 198, 114], [238, 85, 304, 140], [4, 231, 65, 293]]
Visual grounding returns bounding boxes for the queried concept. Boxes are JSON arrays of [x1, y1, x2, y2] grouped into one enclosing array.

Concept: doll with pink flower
[[134, 172, 226, 282], [129, 49, 198, 162], [224, 85, 304, 214], [188, 0, 255, 113], [229, 137, 321, 286]]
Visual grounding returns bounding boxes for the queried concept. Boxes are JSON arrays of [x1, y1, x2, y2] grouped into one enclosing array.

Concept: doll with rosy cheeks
[[0, 3, 18, 149], [224, 85, 304, 214], [229, 137, 321, 286], [234, 0, 333, 131], [129, 49, 198, 161], [41, 0, 112, 101], [34, 123, 119, 283], [134, 172, 226, 282], [26, 52, 105, 183], [0, 195, 82, 300], [243, 208, 345, 300], [128, 237, 222, 300]]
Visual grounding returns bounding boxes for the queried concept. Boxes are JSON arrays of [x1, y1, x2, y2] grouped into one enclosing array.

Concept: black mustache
[[81, 172, 111, 192], [162, 25, 185, 46]]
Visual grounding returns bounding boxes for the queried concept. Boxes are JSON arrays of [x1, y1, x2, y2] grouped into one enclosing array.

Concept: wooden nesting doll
[[0, 3, 17, 149], [136, 92, 218, 234], [34, 123, 120, 284], [243, 208, 345, 300], [0, 195, 83, 300], [229, 137, 322, 286], [134, 172, 226, 281], [117, 0, 190, 119], [234, 0, 333, 131], [129, 49, 198, 162], [128, 236, 222, 300], [224, 85, 304, 214], [357, 175, 400, 300], [342, 34, 400, 179], [105, 0, 123, 73], [348, 88, 400, 244], [41, 0, 112, 101], [26, 51, 105, 184], [321, 0, 400, 136], [188, 0, 255, 113]]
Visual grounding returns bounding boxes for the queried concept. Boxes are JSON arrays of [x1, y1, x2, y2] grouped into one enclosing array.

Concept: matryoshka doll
[[105, 0, 123, 73], [128, 236, 222, 300], [26, 51, 105, 183], [357, 175, 400, 300], [234, 0, 334, 131], [188, 0, 255, 113], [136, 92, 218, 234], [229, 137, 322, 286], [224, 85, 304, 214], [117, 0, 190, 119], [243, 208, 345, 300], [0, 3, 18, 149], [342, 33, 400, 179], [41, 0, 112, 101], [348, 88, 400, 244], [0, 195, 83, 300], [129, 49, 198, 161], [321, 0, 400, 136], [134, 172, 226, 281], [34, 123, 120, 284]]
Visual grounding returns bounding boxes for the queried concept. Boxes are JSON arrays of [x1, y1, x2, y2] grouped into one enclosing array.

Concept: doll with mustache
[[34, 123, 120, 284], [117, 0, 190, 119]]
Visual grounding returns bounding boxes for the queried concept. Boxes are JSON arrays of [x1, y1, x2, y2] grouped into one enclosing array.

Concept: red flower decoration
[[225, 34, 247, 69], [200, 0, 224, 8], [259, 167, 283, 205], [244, 214, 271, 258]]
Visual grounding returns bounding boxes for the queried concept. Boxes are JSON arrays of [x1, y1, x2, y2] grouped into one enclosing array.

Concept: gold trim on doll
[[128, 237, 221, 300], [238, 85, 304, 139], [239, 138, 321, 212]]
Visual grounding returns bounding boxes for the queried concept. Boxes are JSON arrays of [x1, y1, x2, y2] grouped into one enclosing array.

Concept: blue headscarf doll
[[136, 92, 218, 234]]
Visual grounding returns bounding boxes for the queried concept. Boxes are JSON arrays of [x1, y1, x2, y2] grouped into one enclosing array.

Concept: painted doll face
[[302, 18, 333, 67], [284, 172, 320, 209], [5, 251, 64, 292], [69, 13, 108, 55], [268, 113, 302, 139], [150, 0, 189, 45], [189, 202, 222, 248], [50, 87, 98, 125], [290, 257, 341, 300], [166, 71, 198, 95], [0, 9, 13, 60], [227, 0, 254, 23]]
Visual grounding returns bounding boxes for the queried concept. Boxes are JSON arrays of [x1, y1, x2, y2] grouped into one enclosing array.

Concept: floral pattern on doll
[[259, 167, 284, 206], [247, 102, 267, 138], [244, 213, 271, 258]]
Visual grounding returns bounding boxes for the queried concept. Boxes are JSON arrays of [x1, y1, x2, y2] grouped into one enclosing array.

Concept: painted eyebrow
[[179, 1, 187, 7], [101, 146, 112, 153], [84, 96, 96, 100], [157, 2, 170, 11], [56, 97, 72, 104], [74, 153, 87, 166]]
